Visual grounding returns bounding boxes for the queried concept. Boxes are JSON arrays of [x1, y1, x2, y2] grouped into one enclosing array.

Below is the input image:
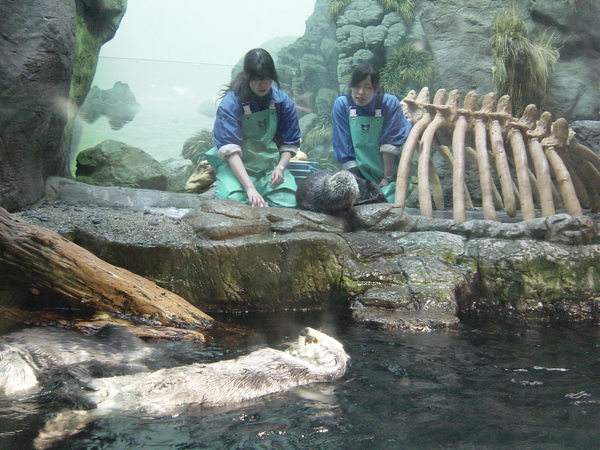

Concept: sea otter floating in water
[[25, 327, 349, 449]]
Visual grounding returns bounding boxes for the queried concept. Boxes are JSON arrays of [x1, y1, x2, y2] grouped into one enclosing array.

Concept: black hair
[[349, 63, 380, 90], [221, 48, 280, 101]]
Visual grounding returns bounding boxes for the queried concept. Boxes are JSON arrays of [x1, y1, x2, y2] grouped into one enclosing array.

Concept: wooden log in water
[[0, 207, 214, 330]]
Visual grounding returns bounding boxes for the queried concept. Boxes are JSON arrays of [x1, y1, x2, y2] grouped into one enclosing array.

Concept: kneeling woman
[[332, 63, 412, 203], [207, 48, 300, 208]]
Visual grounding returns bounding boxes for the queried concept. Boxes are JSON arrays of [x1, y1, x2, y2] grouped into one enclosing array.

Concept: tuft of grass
[[381, 44, 435, 97], [329, 0, 414, 22], [181, 129, 215, 166], [301, 113, 341, 171], [328, 0, 351, 20], [379, 0, 415, 22], [491, 5, 559, 116], [303, 113, 332, 150]]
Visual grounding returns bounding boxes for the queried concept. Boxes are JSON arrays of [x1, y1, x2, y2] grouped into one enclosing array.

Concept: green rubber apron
[[349, 105, 396, 203], [206, 103, 297, 207]]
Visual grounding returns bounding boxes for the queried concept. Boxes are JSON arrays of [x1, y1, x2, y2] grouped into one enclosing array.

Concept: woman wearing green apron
[[332, 64, 412, 203], [206, 48, 300, 208]]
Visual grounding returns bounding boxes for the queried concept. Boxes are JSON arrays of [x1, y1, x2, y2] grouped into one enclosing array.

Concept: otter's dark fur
[[353, 175, 388, 205], [296, 170, 386, 215]]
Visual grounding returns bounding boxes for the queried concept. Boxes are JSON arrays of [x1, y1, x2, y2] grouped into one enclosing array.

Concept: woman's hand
[[225, 153, 268, 207], [270, 165, 285, 187], [246, 186, 268, 207]]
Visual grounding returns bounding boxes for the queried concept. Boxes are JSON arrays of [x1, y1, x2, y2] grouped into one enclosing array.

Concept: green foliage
[[491, 5, 559, 116], [301, 114, 341, 171], [182, 129, 215, 166], [328, 0, 350, 20], [379, 0, 415, 22], [328, 0, 414, 22], [380, 44, 435, 98], [303, 114, 332, 150]]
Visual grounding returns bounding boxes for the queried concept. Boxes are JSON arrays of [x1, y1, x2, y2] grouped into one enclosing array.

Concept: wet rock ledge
[[12, 177, 600, 332]]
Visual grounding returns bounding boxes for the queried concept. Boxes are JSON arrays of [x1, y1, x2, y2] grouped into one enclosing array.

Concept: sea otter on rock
[[296, 170, 387, 215]]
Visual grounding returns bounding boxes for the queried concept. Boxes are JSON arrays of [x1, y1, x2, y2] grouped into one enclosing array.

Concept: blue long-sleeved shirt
[[213, 87, 300, 159], [332, 93, 412, 166]]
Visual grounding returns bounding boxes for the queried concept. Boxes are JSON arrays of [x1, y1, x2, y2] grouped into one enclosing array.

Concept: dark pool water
[[1, 311, 599, 449]]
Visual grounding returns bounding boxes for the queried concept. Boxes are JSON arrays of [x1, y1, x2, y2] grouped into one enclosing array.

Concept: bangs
[[350, 64, 380, 88], [247, 64, 276, 81]]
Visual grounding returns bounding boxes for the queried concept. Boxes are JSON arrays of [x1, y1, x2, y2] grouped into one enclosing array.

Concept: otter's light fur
[[0, 348, 39, 395], [0, 326, 156, 395], [86, 327, 348, 412], [33, 327, 349, 449]]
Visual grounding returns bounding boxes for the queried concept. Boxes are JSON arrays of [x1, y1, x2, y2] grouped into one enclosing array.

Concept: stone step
[[351, 305, 461, 332]]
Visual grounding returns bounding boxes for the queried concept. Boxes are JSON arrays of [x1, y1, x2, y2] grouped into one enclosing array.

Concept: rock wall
[[277, 0, 340, 116], [418, 0, 600, 121], [281, 0, 600, 122], [0, 1, 76, 212], [0, 0, 126, 212], [529, 0, 600, 120]]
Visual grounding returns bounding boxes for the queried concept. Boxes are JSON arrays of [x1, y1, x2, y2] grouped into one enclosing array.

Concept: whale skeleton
[[396, 87, 600, 221]]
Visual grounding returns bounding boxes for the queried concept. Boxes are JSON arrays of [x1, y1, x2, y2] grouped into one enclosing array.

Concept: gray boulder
[[161, 158, 194, 193], [571, 120, 600, 156], [75, 140, 168, 190]]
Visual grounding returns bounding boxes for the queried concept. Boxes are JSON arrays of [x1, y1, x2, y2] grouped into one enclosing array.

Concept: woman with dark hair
[[331, 63, 412, 203], [206, 48, 300, 208]]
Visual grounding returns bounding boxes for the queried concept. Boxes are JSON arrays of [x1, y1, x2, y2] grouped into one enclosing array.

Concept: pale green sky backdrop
[[100, 0, 317, 65]]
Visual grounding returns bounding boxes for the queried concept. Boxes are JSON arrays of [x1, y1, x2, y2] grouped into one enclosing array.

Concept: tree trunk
[[0, 207, 214, 330]]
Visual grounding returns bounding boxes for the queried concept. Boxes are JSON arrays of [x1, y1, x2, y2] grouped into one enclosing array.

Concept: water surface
[[1, 312, 598, 449]]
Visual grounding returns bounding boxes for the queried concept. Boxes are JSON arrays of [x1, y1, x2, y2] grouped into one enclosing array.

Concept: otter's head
[[292, 327, 349, 379], [324, 171, 359, 205], [0, 349, 38, 395]]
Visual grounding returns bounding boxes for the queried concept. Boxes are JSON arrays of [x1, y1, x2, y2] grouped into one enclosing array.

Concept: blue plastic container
[[287, 161, 319, 184]]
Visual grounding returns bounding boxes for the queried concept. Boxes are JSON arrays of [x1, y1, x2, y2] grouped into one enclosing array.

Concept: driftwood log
[[0, 207, 214, 331]]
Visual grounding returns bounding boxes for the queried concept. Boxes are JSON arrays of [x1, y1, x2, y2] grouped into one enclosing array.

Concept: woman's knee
[[227, 190, 248, 203], [266, 189, 297, 208]]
